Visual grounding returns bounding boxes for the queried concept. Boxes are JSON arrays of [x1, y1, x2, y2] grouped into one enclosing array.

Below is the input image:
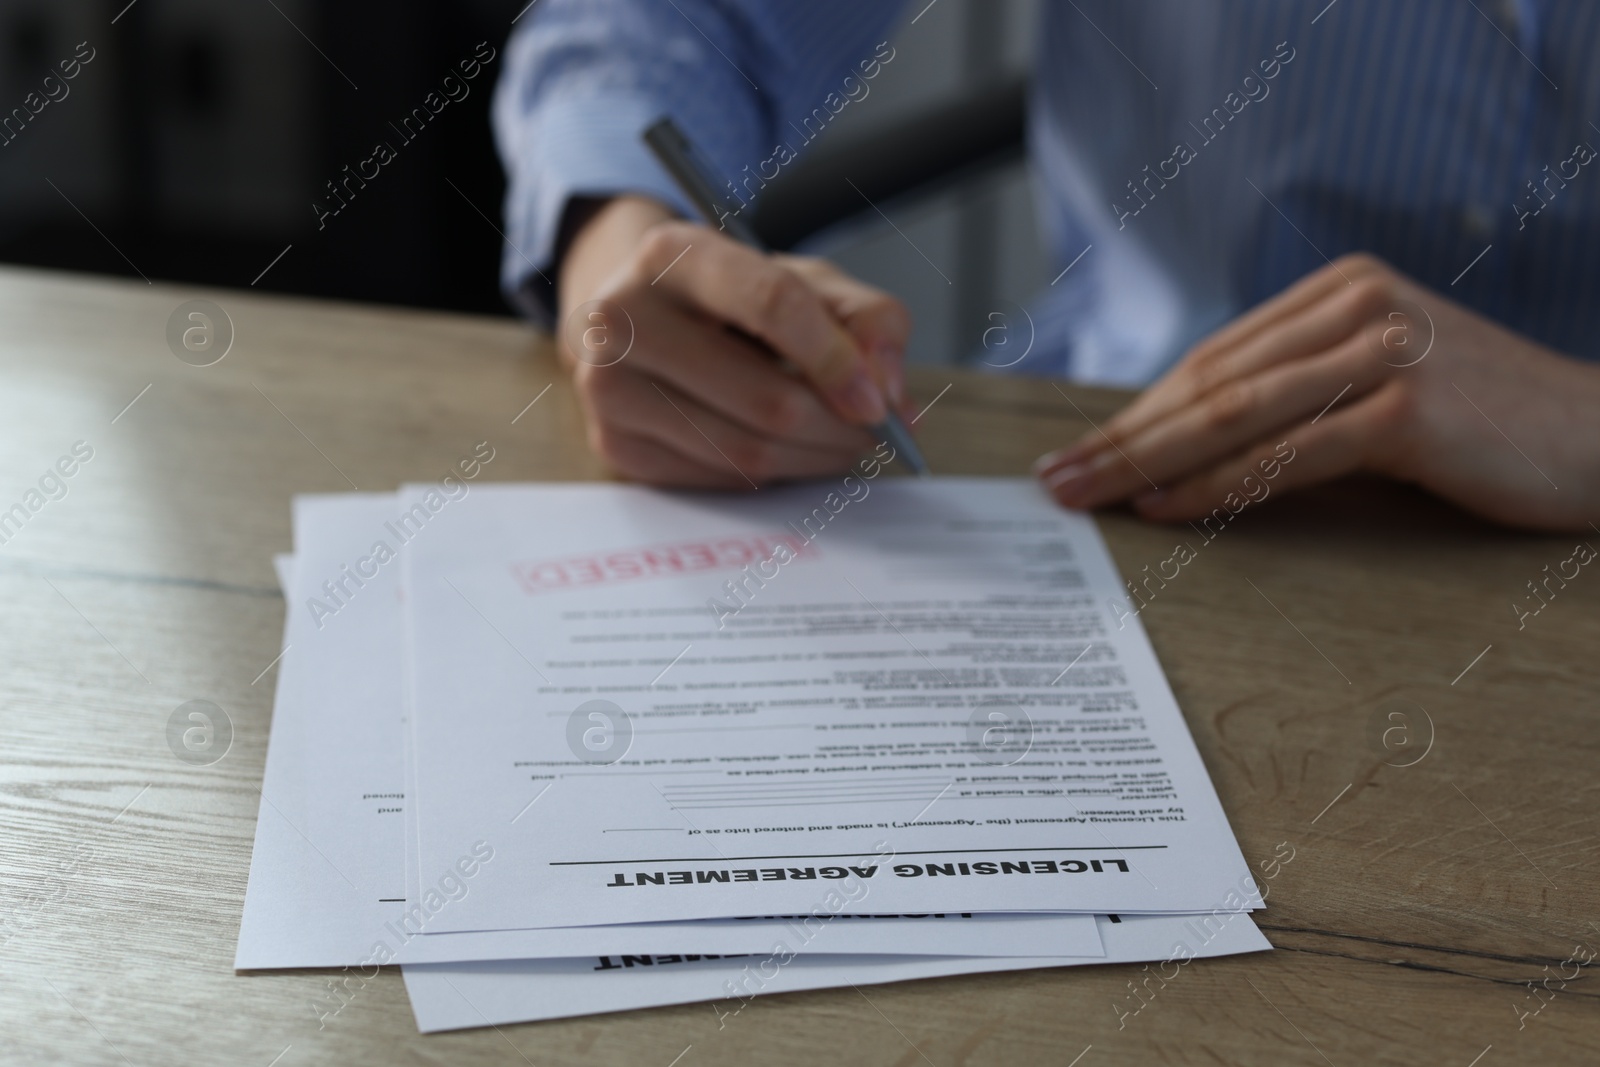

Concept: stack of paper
[[237, 465, 1270, 1032]]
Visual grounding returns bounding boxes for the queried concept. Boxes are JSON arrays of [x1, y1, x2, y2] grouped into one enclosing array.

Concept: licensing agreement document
[[235, 496, 1101, 968], [404, 479, 1257, 930], [402, 913, 1271, 1032]]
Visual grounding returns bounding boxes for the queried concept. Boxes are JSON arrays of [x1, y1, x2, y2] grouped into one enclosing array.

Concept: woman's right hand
[[555, 195, 910, 488]]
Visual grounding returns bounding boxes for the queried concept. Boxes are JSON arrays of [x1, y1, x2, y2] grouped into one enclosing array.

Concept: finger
[[615, 298, 876, 452], [1125, 387, 1390, 523], [591, 424, 756, 490], [1089, 273, 1383, 454], [1174, 253, 1381, 373], [1043, 268, 1395, 476], [640, 223, 888, 424], [780, 255, 911, 404], [1043, 333, 1387, 509], [582, 366, 864, 485]]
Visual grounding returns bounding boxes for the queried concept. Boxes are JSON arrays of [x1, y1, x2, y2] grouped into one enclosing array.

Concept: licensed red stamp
[[510, 532, 814, 594]]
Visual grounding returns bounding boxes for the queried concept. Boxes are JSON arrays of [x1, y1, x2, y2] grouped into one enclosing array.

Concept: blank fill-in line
[[669, 795, 1148, 810], [661, 776, 954, 789], [551, 845, 1168, 866], [667, 791, 953, 806], [666, 782, 949, 794], [666, 782, 962, 796], [669, 797, 963, 811]]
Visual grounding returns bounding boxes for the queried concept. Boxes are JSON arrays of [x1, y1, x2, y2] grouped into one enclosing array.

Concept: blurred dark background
[[0, 0, 524, 316], [0, 0, 1044, 362]]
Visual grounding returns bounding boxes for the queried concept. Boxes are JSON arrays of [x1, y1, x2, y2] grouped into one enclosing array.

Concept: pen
[[642, 116, 930, 477]]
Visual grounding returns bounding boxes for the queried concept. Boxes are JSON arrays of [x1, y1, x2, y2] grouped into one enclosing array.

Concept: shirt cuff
[[498, 92, 700, 327]]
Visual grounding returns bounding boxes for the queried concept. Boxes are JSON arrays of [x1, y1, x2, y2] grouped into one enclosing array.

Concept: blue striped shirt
[[492, 0, 1600, 384]]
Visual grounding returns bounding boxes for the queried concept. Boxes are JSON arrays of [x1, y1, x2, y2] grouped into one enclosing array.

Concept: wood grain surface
[[0, 266, 1595, 1066]]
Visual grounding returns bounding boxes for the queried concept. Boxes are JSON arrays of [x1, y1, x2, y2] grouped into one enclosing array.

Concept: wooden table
[[1, 266, 1595, 1065]]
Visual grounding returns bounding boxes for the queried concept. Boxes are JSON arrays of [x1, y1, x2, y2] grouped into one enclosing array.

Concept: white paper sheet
[[234, 495, 1103, 969], [402, 912, 1272, 1032], [400, 615, 1104, 961], [401, 479, 1257, 931], [272, 553, 294, 593]]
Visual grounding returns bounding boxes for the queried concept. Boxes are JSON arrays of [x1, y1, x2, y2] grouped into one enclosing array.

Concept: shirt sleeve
[[490, 0, 906, 325]]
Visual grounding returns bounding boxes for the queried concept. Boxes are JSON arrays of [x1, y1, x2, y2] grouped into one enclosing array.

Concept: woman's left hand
[[1035, 253, 1600, 531]]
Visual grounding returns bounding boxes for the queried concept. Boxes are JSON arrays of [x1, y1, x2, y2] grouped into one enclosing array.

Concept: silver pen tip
[[872, 412, 930, 476]]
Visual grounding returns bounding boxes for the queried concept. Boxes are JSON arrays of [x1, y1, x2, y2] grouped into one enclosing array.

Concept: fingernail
[[1034, 442, 1094, 475], [833, 371, 887, 423], [1034, 448, 1077, 475], [1133, 488, 1168, 512], [1043, 462, 1093, 505]]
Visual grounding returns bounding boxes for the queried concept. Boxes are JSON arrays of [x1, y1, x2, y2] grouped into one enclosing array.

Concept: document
[[235, 496, 1102, 968], [402, 912, 1272, 1032], [401, 479, 1258, 930]]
